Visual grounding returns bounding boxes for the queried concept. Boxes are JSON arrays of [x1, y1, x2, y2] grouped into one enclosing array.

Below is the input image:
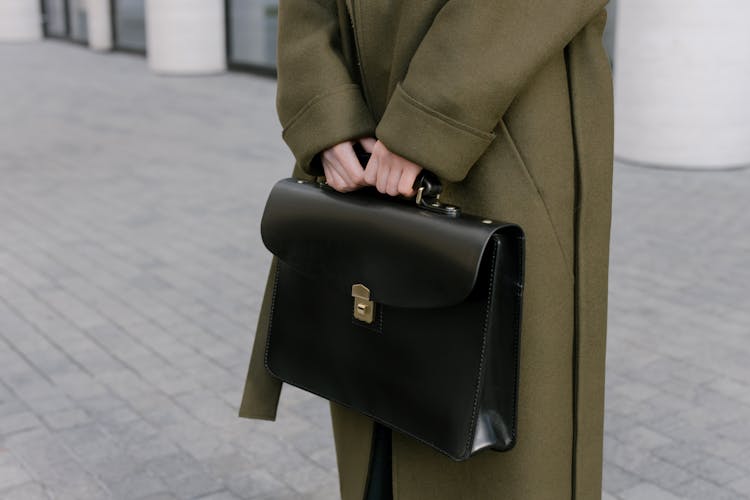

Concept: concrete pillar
[[87, 0, 113, 51], [145, 0, 226, 75], [0, 0, 42, 42], [614, 0, 750, 169]]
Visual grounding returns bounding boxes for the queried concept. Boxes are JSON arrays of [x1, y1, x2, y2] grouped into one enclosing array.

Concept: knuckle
[[350, 171, 364, 184]]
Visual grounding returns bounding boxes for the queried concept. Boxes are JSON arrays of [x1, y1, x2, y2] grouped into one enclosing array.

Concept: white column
[[614, 0, 750, 169], [0, 0, 42, 42], [87, 0, 113, 51], [145, 0, 226, 75]]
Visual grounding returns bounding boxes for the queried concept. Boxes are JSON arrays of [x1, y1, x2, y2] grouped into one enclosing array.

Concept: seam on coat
[[395, 81, 497, 141], [361, 421, 379, 500], [462, 237, 498, 457], [281, 83, 362, 134], [565, 44, 581, 500], [501, 118, 575, 283], [353, 0, 373, 108]]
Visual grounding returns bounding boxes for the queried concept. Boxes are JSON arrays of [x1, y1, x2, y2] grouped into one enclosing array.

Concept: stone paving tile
[[197, 491, 243, 500], [618, 483, 684, 500], [2, 40, 750, 500], [0, 481, 52, 500], [729, 477, 750, 498], [0, 462, 32, 491]]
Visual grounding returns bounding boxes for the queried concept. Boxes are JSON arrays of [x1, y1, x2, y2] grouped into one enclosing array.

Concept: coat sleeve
[[375, 0, 608, 182], [276, 0, 376, 176]]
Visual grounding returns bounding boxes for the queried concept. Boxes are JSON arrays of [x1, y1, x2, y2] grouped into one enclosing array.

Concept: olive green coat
[[239, 1, 614, 499]]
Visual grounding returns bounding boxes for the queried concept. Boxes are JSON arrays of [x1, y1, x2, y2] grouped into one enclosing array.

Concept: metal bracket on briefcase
[[353, 142, 461, 217]]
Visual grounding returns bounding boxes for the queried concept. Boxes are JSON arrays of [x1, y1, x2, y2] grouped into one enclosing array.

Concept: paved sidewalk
[[1, 41, 749, 500]]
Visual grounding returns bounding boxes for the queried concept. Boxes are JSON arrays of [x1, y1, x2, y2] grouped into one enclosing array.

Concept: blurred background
[[1, 1, 749, 499]]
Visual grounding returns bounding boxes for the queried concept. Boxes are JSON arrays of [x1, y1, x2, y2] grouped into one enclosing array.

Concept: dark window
[[113, 0, 147, 52], [42, 0, 68, 37], [68, 0, 88, 43], [226, 0, 278, 71]]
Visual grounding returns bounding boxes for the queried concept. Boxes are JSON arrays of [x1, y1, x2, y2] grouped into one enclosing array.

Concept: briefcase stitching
[[263, 262, 282, 379], [499, 234, 524, 450], [462, 236, 498, 457], [508, 234, 526, 448]]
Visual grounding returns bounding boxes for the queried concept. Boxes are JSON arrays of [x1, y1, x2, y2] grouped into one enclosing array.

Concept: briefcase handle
[[352, 142, 460, 217]]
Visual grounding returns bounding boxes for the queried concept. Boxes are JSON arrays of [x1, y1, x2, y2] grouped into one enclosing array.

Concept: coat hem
[[237, 409, 278, 422]]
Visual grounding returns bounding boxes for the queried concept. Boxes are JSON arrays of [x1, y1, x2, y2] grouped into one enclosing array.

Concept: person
[[238, 0, 614, 499]]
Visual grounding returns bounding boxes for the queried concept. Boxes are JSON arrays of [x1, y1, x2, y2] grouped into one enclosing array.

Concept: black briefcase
[[260, 151, 525, 461]]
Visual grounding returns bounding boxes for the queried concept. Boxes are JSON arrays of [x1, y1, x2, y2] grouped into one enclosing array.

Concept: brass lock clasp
[[351, 283, 375, 324]]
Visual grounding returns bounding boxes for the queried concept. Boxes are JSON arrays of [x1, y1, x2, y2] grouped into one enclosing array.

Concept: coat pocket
[[498, 118, 545, 203], [498, 118, 574, 281]]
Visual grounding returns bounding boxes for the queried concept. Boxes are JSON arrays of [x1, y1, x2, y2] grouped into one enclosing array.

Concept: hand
[[363, 139, 423, 197], [320, 140, 370, 193]]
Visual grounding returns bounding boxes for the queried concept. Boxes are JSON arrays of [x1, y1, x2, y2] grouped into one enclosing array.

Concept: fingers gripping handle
[[351, 142, 459, 216], [352, 142, 443, 199]]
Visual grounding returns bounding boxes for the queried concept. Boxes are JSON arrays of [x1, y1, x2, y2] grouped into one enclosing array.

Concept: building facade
[[31, 1, 615, 78], [36, 0, 278, 75], [5, 1, 750, 169]]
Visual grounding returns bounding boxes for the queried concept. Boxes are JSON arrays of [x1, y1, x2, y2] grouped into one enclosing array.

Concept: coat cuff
[[375, 82, 497, 183], [281, 83, 376, 177], [237, 376, 282, 421]]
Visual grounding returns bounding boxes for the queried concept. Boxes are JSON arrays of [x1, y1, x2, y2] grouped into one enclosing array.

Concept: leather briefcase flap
[[260, 178, 520, 309]]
